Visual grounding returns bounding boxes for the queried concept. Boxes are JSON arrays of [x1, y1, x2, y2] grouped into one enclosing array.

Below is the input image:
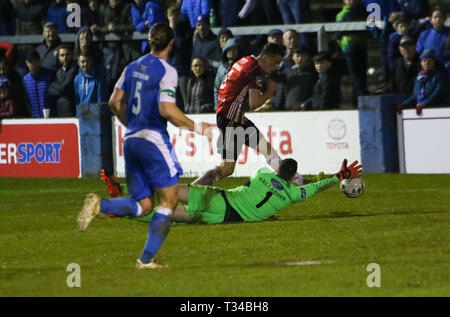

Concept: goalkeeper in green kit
[[101, 158, 362, 224]]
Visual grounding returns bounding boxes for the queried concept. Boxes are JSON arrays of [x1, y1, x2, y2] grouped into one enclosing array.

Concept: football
[[340, 178, 365, 198]]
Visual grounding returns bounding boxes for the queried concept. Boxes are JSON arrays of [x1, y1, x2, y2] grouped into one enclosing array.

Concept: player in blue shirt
[[77, 23, 213, 269]]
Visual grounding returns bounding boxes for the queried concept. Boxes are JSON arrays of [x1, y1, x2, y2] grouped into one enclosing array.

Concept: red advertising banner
[[0, 119, 81, 178]]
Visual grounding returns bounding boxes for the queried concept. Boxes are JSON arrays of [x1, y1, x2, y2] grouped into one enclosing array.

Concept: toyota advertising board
[[113, 111, 361, 178], [0, 119, 81, 178]]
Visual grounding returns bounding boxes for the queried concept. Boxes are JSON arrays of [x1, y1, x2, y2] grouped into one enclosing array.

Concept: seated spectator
[[336, 0, 368, 108], [0, 52, 28, 117], [192, 15, 221, 72], [214, 38, 243, 110], [181, 0, 212, 29], [48, 44, 78, 117], [0, 0, 16, 36], [398, 50, 447, 115], [284, 47, 318, 111], [36, 22, 61, 73], [302, 51, 341, 110], [74, 53, 107, 107], [0, 77, 15, 119], [167, 4, 193, 111], [416, 6, 449, 66], [13, 0, 47, 35], [389, 35, 420, 94], [23, 50, 55, 118], [185, 57, 214, 114]]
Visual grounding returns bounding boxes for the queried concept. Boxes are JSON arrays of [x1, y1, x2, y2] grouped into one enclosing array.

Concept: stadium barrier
[[397, 107, 450, 174], [357, 94, 407, 173], [112, 111, 362, 178]]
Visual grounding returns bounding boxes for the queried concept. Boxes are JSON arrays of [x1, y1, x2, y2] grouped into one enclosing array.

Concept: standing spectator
[[278, 0, 311, 24], [140, 0, 168, 53], [283, 29, 302, 62], [36, 22, 61, 73], [192, 15, 221, 72], [23, 50, 55, 118], [336, 0, 368, 108], [396, 0, 429, 20], [0, 52, 28, 117], [86, 0, 104, 35], [416, 7, 449, 66], [219, 0, 243, 27], [47, 0, 68, 34], [181, 0, 211, 28], [131, 0, 150, 53], [389, 35, 420, 94], [0, 0, 16, 36], [48, 44, 78, 117], [185, 57, 214, 113], [0, 77, 15, 119], [302, 51, 341, 110], [214, 37, 243, 110], [398, 50, 447, 115], [12, 0, 47, 35], [74, 53, 107, 106], [167, 4, 193, 110], [284, 47, 317, 110]]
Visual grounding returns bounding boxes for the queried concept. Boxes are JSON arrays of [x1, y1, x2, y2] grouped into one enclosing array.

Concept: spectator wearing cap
[[192, 15, 221, 72], [36, 22, 61, 73], [398, 50, 447, 115], [416, 7, 449, 67], [13, 0, 47, 35], [214, 37, 243, 110], [0, 0, 15, 36], [0, 76, 15, 119], [389, 35, 420, 94], [181, 0, 212, 29], [167, 3, 193, 111], [23, 50, 55, 118], [267, 29, 284, 47]]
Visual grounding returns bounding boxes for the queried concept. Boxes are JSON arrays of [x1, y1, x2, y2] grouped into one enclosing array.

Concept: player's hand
[[335, 159, 362, 181], [416, 104, 423, 115], [194, 122, 213, 138]]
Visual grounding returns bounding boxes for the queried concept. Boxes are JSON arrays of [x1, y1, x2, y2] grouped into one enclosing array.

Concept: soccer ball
[[340, 178, 365, 198]]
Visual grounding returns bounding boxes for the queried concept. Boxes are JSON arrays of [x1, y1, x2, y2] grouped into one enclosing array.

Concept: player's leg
[[182, 185, 228, 224], [169, 205, 192, 223]]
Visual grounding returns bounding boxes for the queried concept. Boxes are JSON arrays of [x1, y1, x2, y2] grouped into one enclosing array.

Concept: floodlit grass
[[0, 174, 449, 296]]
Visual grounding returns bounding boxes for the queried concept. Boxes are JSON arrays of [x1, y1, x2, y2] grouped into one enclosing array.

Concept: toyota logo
[[328, 119, 346, 140]]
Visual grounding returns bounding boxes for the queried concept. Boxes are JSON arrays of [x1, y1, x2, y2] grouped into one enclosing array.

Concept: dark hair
[[260, 43, 284, 58], [167, 3, 181, 16], [277, 159, 298, 181], [430, 6, 447, 19], [293, 46, 311, 56], [58, 44, 73, 53], [313, 51, 332, 63], [25, 50, 40, 63], [148, 23, 174, 52]]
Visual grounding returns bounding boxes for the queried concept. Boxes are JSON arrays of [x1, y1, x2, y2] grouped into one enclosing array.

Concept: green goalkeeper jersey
[[225, 167, 339, 222]]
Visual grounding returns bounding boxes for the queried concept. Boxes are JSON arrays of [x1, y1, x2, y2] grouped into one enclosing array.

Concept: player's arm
[[248, 79, 277, 110], [109, 87, 128, 126], [159, 101, 211, 136]]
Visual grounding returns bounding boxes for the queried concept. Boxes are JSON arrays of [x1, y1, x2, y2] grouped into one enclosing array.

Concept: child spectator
[[284, 47, 318, 111], [336, 0, 368, 108], [23, 50, 55, 118], [48, 44, 77, 117], [214, 37, 243, 110], [416, 6, 449, 66], [74, 53, 107, 106], [36, 22, 61, 73], [302, 51, 341, 110], [0, 77, 15, 119], [398, 50, 447, 115], [185, 57, 214, 114], [389, 35, 420, 94]]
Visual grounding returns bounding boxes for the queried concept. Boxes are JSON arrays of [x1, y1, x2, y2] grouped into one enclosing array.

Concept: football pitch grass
[[0, 174, 449, 297]]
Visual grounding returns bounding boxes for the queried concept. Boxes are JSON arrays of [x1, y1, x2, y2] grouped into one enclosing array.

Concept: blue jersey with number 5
[[115, 54, 178, 136]]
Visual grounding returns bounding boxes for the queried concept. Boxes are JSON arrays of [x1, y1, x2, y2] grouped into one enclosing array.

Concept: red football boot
[[100, 169, 123, 198]]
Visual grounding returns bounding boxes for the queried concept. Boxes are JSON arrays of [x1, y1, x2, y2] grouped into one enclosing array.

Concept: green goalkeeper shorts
[[185, 185, 227, 224]]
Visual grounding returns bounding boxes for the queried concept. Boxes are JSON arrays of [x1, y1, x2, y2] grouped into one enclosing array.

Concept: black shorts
[[216, 113, 262, 161]]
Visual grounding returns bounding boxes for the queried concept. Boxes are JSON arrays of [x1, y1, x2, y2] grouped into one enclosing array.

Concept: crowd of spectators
[[0, 0, 448, 119]]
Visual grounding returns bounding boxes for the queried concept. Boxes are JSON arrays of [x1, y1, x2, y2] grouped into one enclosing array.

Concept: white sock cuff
[[135, 202, 143, 217], [156, 206, 172, 216]]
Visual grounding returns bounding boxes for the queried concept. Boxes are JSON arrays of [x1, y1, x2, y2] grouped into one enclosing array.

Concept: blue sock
[[140, 211, 171, 264], [100, 198, 142, 217]]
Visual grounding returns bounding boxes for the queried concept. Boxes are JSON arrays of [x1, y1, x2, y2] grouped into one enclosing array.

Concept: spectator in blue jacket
[[181, 0, 211, 28], [0, 0, 16, 36], [47, 0, 68, 34], [192, 15, 221, 72], [74, 52, 106, 107], [416, 7, 449, 66], [132, 0, 150, 53], [398, 50, 447, 115], [23, 50, 55, 118], [396, 0, 429, 20]]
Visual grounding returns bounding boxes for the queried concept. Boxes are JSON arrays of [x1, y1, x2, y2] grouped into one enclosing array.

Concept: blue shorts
[[124, 129, 183, 201]]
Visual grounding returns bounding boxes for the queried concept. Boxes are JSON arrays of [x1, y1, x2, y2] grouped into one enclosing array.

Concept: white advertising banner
[[113, 111, 361, 178], [397, 108, 450, 174]]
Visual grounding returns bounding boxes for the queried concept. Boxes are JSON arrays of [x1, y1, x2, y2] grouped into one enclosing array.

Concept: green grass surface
[[0, 174, 449, 297]]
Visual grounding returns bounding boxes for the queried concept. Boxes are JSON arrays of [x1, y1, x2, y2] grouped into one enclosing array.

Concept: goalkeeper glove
[[335, 159, 363, 181]]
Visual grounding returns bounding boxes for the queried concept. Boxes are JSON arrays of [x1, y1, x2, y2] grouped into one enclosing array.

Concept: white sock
[[155, 206, 172, 216], [136, 202, 143, 217]]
